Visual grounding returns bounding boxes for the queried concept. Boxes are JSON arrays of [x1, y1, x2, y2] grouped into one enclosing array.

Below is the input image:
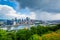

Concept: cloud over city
[[0, 5, 35, 19], [10, 0, 60, 20]]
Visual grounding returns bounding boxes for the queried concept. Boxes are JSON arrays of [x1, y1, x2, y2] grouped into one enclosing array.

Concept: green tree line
[[0, 24, 60, 40]]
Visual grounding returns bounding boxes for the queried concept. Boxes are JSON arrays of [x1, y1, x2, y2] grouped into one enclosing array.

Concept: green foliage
[[30, 25, 50, 36], [28, 34, 42, 40], [0, 24, 60, 40], [0, 29, 16, 40], [48, 26, 58, 31], [56, 29, 60, 34], [7, 31, 16, 40], [56, 24, 60, 29], [37, 25, 49, 36], [42, 32, 60, 40], [30, 26, 37, 35], [0, 29, 7, 40], [16, 29, 31, 40], [47, 24, 60, 31]]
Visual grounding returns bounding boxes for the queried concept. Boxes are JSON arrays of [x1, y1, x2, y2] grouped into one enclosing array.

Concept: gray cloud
[[11, 0, 60, 13], [10, 0, 60, 20]]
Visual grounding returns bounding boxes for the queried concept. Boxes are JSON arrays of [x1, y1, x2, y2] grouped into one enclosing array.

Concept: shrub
[[37, 25, 49, 36], [28, 34, 42, 40], [16, 29, 31, 40], [6, 31, 16, 40], [0, 29, 7, 40], [30, 26, 37, 35], [42, 32, 60, 40], [48, 24, 60, 31], [56, 29, 60, 34]]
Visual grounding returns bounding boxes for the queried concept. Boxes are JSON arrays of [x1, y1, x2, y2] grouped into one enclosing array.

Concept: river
[[0, 25, 35, 30]]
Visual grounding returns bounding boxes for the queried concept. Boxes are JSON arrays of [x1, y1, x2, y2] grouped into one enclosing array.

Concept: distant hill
[[47, 20, 60, 24]]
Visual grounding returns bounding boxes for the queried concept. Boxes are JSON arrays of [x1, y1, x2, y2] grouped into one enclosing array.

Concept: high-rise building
[[15, 17, 17, 22], [26, 17, 30, 21], [26, 17, 30, 24]]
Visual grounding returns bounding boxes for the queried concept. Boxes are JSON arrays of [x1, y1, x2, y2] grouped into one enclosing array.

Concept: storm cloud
[[10, 0, 60, 20], [11, 0, 60, 13]]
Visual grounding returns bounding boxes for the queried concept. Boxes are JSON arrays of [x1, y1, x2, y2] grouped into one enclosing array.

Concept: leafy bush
[[37, 25, 50, 36], [0, 29, 7, 40], [28, 34, 42, 40], [7, 31, 16, 40], [16, 29, 31, 40], [48, 24, 60, 31], [42, 32, 60, 40], [56, 29, 60, 34], [30, 26, 37, 35]]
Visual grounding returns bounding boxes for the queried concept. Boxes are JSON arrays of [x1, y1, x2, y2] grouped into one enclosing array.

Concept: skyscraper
[[26, 17, 30, 22], [26, 17, 30, 24]]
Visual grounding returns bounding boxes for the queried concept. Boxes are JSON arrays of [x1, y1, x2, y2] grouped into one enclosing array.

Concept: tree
[[16, 29, 31, 40], [7, 31, 16, 40], [28, 34, 42, 40], [30, 26, 37, 35], [37, 25, 49, 36], [0, 29, 7, 40]]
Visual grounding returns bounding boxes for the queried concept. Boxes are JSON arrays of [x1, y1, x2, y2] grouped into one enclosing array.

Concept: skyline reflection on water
[[0, 25, 35, 30]]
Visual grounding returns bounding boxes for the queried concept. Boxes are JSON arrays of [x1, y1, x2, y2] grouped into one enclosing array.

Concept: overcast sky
[[0, 0, 60, 20]]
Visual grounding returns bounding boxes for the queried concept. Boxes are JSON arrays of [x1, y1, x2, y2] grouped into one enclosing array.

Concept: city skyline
[[0, 0, 60, 20]]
